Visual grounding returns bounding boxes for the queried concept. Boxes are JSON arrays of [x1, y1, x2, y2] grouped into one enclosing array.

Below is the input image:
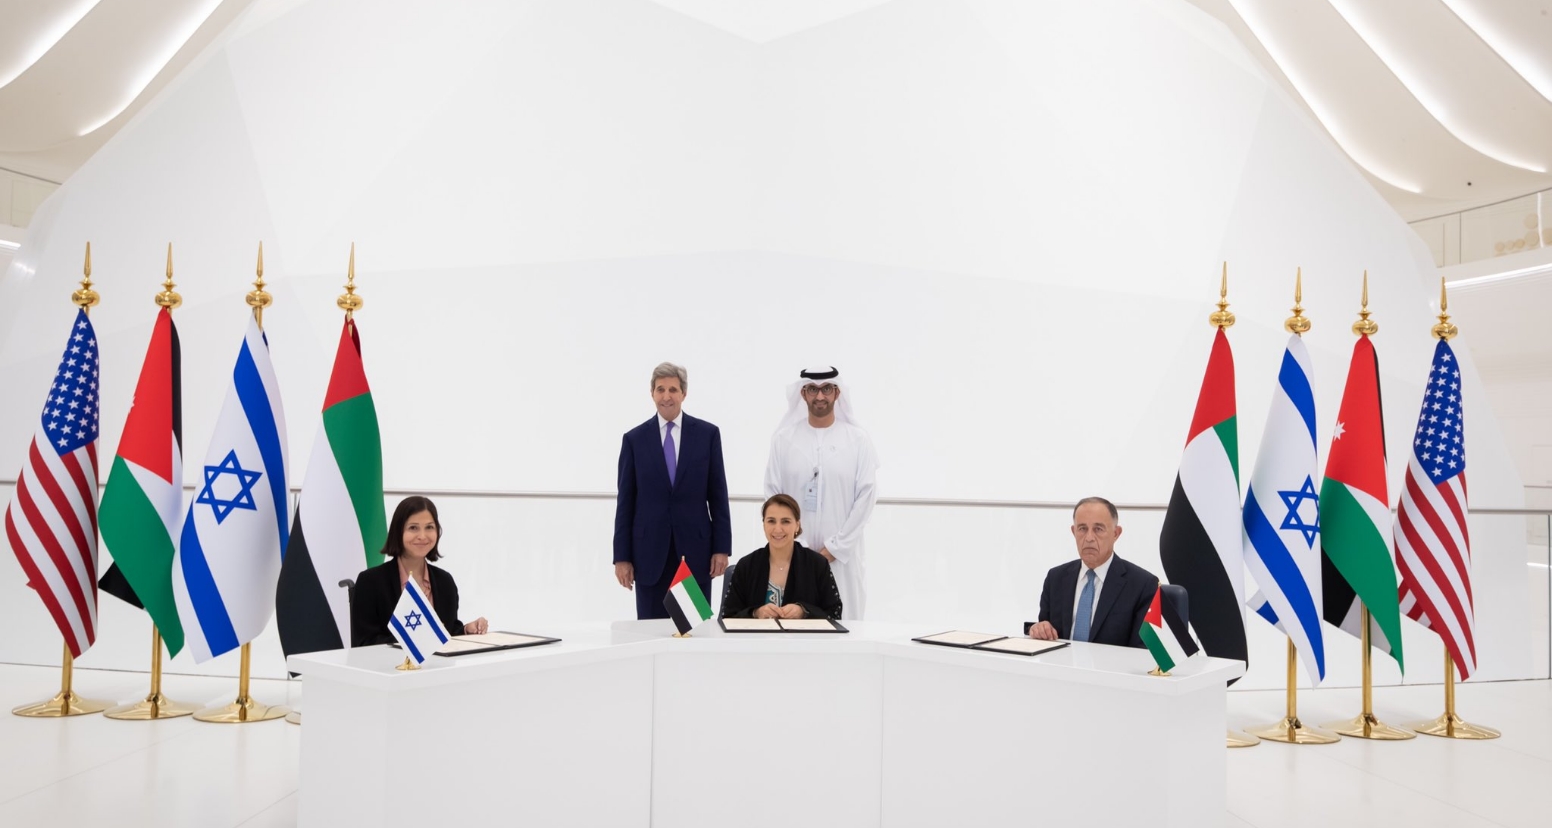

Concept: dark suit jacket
[[350, 559, 466, 647], [613, 413, 732, 587], [721, 543, 843, 620], [1038, 555, 1157, 648]]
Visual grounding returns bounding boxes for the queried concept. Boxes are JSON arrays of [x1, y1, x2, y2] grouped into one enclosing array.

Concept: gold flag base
[[395, 657, 420, 671], [1147, 667, 1171, 677], [1409, 712, 1500, 740], [1247, 715, 1341, 745], [1226, 729, 1260, 748], [104, 693, 198, 721], [1324, 712, 1415, 740], [285, 710, 302, 725], [193, 696, 290, 724], [672, 632, 690, 638], [12, 690, 111, 718]]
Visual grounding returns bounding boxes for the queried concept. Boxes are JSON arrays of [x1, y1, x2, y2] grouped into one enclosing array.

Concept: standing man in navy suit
[[614, 362, 732, 619], [1028, 497, 1157, 648]]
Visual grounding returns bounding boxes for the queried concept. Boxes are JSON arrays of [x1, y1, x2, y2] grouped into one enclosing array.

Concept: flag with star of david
[[1242, 334, 1325, 684], [389, 575, 449, 664], [171, 315, 289, 663]]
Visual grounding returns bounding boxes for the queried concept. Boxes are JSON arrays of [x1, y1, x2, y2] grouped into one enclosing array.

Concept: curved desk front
[[287, 620, 1243, 828]]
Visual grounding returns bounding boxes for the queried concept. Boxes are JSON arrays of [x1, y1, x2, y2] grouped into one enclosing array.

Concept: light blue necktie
[[1073, 569, 1096, 642], [663, 421, 677, 486]]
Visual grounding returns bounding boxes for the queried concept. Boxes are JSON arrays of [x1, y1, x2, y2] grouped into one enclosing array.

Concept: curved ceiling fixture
[[1225, 0, 1422, 193], [75, 0, 225, 137], [0, 1, 103, 91], [1326, 0, 1546, 174], [1440, 0, 1552, 107]]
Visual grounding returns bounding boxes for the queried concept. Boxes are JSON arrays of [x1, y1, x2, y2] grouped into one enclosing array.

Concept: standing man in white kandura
[[764, 367, 879, 619]]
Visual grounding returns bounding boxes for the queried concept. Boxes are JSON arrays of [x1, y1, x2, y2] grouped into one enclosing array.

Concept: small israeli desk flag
[[388, 577, 448, 666]]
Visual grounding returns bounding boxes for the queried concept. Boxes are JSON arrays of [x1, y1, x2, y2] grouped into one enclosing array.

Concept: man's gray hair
[[651, 362, 688, 393], [1073, 496, 1119, 523]]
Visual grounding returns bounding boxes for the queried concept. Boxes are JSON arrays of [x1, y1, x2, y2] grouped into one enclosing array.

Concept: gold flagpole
[[1409, 279, 1498, 740], [193, 243, 289, 724], [14, 243, 113, 718], [1247, 269, 1338, 745], [106, 246, 198, 720], [1322, 273, 1412, 740], [1211, 264, 1260, 749], [286, 243, 366, 726]]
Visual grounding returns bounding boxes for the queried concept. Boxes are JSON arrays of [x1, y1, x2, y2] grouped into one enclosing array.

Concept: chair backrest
[[1159, 582, 1189, 626], [338, 578, 355, 607], [717, 563, 736, 620]]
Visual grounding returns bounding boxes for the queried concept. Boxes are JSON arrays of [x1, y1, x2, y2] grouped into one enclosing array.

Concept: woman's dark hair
[[382, 496, 443, 561], [762, 493, 802, 537]]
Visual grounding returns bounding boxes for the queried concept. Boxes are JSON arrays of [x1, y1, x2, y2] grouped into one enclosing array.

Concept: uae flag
[[1320, 333, 1404, 670], [1159, 327, 1247, 668], [663, 559, 711, 635], [98, 308, 186, 656], [276, 318, 386, 658], [1140, 584, 1200, 673]]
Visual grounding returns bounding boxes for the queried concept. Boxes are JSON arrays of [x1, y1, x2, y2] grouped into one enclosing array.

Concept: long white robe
[[764, 422, 879, 619]]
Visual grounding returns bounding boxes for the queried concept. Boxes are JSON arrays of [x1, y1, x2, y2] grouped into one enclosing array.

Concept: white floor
[[2, 665, 1548, 828]]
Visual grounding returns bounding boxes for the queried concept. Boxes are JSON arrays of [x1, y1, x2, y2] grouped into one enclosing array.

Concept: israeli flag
[[172, 317, 289, 663], [1242, 335, 1325, 683], [389, 577, 449, 664]]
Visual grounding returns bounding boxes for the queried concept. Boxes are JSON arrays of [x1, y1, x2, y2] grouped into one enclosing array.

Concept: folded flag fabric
[[98, 307, 185, 654], [5, 308, 101, 658], [1140, 584, 1200, 673], [663, 559, 711, 635], [389, 576, 448, 664], [171, 316, 289, 662]]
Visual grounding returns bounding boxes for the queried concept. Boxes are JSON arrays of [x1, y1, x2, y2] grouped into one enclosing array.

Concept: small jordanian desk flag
[[390, 576, 448, 665], [1140, 584, 1200, 674], [664, 559, 711, 634]]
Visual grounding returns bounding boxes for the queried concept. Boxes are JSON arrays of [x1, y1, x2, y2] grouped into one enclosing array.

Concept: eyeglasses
[[801, 384, 838, 397]]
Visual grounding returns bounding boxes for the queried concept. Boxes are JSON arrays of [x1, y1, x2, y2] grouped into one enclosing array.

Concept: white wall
[[0, 0, 1533, 688]]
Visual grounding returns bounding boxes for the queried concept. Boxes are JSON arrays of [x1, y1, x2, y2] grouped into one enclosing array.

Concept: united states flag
[[1395, 339, 1475, 679], [4, 309, 102, 658]]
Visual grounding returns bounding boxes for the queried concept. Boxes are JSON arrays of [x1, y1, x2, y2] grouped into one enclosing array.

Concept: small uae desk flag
[[389, 577, 448, 665], [664, 560, 711, 635]]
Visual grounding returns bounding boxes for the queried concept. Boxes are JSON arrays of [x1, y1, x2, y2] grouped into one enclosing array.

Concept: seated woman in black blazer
[[351, 495, 488, 647], [722, 494, 843, 620]]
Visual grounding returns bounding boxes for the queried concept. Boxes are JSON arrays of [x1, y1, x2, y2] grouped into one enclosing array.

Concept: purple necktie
[[664, 421, 677, 486]]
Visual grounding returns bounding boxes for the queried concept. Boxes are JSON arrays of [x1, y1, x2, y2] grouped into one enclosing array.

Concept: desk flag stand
[[13, 245, 111, 718], [1246, 274, 1338, 746], [1406, 281, 1498, 741], [106, 249, 198, 721], [191, 244, 290, 724]]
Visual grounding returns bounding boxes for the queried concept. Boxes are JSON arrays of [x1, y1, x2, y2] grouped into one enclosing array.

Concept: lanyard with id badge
[[804, 466, 820, 514]]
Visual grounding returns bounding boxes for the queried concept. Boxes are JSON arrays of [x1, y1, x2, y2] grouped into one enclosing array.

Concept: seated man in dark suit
[[1028, 496, 1157, 648]]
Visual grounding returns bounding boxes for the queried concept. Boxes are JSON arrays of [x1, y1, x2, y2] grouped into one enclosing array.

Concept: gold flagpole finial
[[246, 241, 272, 326], [337, 242, 363, 318], [1352, 270, 1378, 337], [156, 243, 182, 309], [1432, 277, 1458, 341], [71, 241, 99, 310], [1284, 267, 1311, 335], [1209, 261, 1236, 329]]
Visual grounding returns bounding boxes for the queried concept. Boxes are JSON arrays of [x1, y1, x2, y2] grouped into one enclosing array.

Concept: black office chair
[[1159, 583, 1189, 630], [716, 563, 735, 620]]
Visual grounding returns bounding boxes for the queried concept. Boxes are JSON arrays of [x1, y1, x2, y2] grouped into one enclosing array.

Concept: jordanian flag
[[1319, 333, 1403, 670], [1159, 327, 1247, 667], [276, 318, 386, 657], [1140, 584, 1200, 673], [663, 559, 711, 635], [99, 308, 186, 656]]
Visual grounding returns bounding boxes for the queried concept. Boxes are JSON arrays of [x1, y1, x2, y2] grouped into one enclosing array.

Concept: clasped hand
[[753, 603, 804, 620]]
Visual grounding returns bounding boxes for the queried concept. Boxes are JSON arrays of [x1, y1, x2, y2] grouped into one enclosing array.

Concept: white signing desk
[[288, 620, 1243, 828]]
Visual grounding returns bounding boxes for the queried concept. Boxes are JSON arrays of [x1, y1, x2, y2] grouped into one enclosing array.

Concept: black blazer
[[721, 543, 843, 620], [350, 559, 467, 647], [612, 413, 733, 587], [1037, 555, 1157, 648]]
